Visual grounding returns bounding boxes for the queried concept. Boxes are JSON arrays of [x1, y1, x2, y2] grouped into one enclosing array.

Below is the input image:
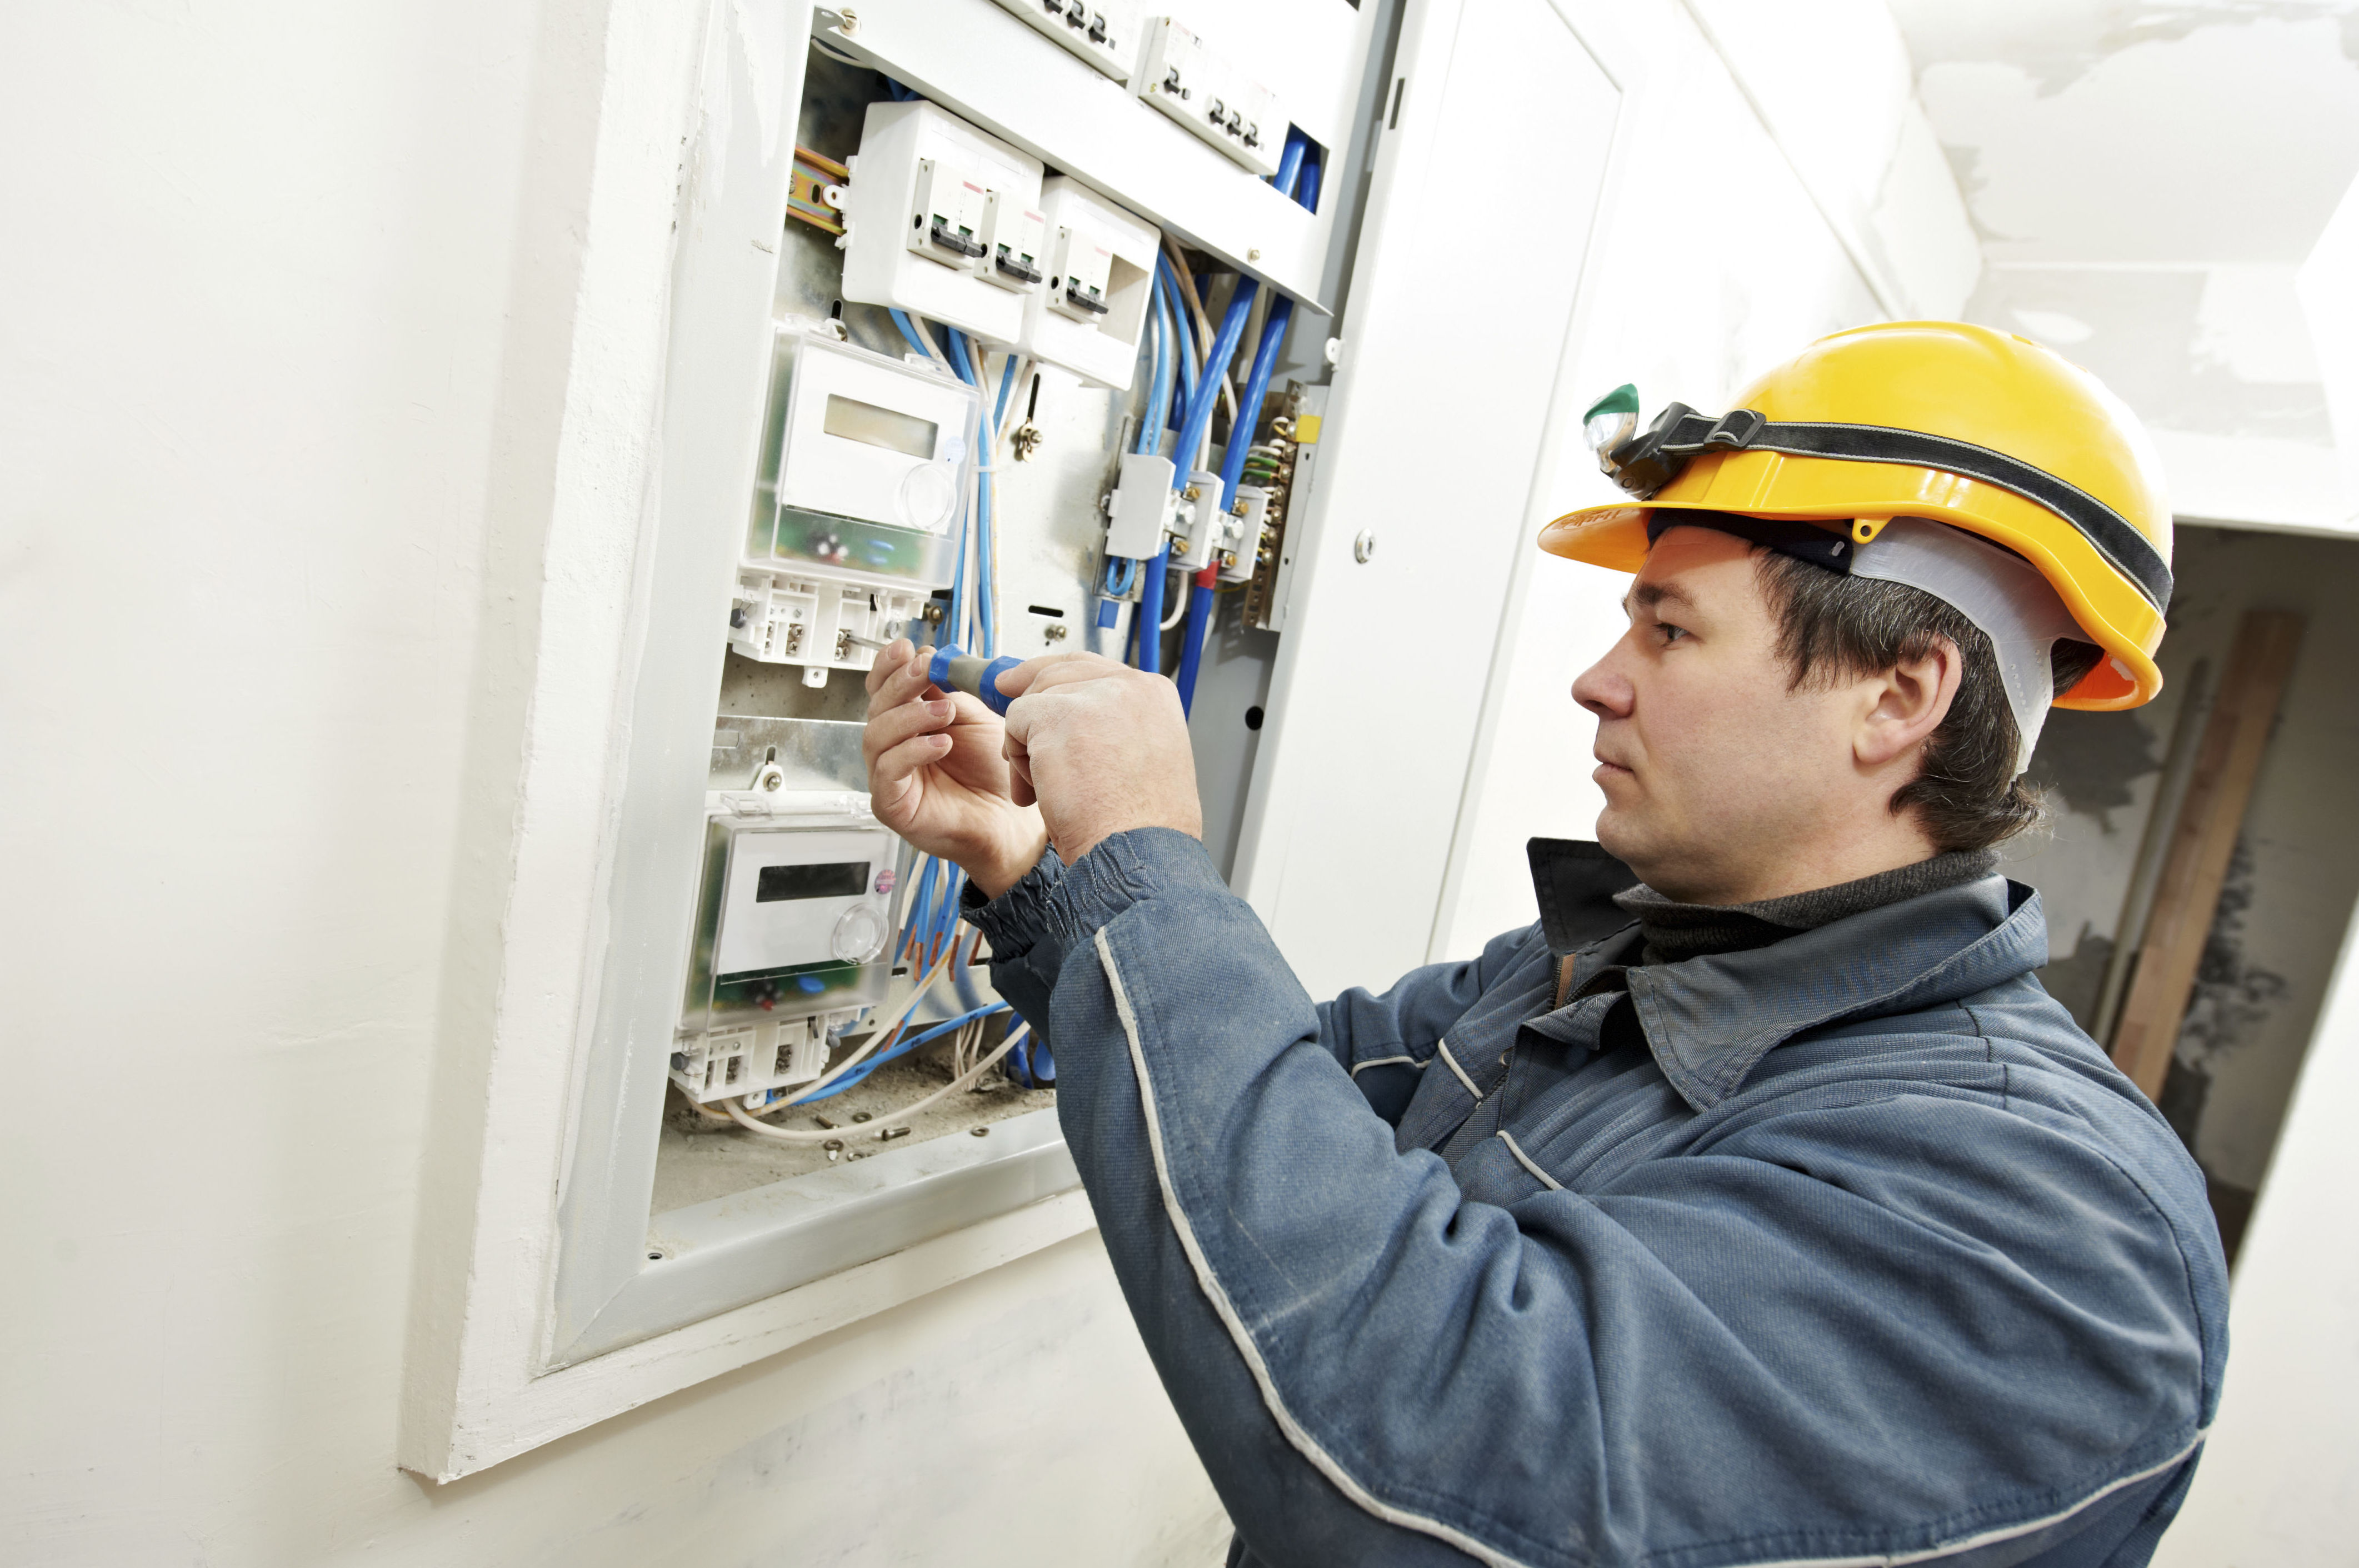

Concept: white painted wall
[[0, 2, 1220, 1562]]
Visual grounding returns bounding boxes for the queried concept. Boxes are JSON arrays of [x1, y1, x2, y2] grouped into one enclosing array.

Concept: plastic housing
[[736, 323, 977, 685], [1015, 176, 1161, 389], [1134, 18, 1283, 178], [841, 100, 1046, 341]]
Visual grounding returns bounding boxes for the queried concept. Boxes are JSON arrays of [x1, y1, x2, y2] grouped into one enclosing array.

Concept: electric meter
[[735, 323, 980, 685]]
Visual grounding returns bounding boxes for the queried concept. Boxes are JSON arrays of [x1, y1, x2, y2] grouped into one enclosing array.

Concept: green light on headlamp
[[1582, 383, 1641, 471]]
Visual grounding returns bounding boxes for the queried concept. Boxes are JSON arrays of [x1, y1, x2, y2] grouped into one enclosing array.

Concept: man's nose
[[1572, 643, 1633, 720]]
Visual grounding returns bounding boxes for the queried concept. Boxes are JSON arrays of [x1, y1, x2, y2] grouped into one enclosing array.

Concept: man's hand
[[998, 652, 1202, 864], [862, 640, 1048, 897]]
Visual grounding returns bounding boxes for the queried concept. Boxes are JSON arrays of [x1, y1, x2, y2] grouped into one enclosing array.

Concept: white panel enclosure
[[1233, 0, 1632, 1001]]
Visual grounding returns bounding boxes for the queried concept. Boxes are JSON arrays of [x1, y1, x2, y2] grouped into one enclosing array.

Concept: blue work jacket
[[972, 830, 2228, 1568]]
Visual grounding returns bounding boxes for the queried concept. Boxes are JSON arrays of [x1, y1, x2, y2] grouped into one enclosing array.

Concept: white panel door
[[1233, 0, 1623, 1002]]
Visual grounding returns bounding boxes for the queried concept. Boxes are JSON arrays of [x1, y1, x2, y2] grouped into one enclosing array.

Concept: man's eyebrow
[[1625, 581, 1696, 615]]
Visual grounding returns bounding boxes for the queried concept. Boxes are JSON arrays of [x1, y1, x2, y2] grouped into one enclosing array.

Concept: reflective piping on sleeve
[[1735, 1432, 2206, 1568], [1435, 1037, 1484, 1101], [1350, 1053, 1427, 1078], [1092, 929, 1538, 1568], [1495, 1132, 1563, 1191]]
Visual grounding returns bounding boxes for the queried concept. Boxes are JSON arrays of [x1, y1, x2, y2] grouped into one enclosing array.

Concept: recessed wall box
[[674, 801, 897, 1106], [737, 323, 977, 685], [842, 101, 1044, 342], [987, 0, 1142, 82], [1016, 177, 1159, 389], [1135, 19, 1282, 178]]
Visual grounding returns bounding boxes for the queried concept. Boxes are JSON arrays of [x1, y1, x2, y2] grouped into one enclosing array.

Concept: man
[[862, 322, 2225, 1567]]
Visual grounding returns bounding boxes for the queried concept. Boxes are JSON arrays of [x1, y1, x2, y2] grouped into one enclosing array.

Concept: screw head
[[1353, 531, 1377, 564], [1247, 247, 1261, 262]]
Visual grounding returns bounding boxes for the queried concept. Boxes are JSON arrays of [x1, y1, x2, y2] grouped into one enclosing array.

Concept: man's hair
[[1752, 551, 2106, 852]]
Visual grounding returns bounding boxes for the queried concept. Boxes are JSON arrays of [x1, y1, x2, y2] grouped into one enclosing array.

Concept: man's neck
[[1650, 825, 1943, 907]]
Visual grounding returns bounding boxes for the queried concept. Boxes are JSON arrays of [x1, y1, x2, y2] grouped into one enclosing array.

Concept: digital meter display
[[823, 394, 938, 460], [756, 861, 871, 903]]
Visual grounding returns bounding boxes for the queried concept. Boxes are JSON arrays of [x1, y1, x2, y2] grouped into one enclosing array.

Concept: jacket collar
[[1525, 840, 2050, 1114]]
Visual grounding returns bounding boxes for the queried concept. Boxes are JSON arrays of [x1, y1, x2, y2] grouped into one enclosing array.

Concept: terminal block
[[1105, 452, 1179, 559]]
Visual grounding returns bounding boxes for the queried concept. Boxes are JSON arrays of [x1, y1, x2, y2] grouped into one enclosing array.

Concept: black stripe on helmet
[[1608, 407, 2173, 610]]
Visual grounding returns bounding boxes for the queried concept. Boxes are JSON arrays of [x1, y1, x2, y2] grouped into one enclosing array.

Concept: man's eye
[[1658, 623, 1689, 644]]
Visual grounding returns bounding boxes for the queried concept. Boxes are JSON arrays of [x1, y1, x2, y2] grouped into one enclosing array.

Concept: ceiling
[[1885, 0, 2359, 264]]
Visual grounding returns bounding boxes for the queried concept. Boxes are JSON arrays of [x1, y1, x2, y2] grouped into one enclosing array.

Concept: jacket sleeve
[[984, 829, 2212, 1568], [969, 833, 1531, 1127]]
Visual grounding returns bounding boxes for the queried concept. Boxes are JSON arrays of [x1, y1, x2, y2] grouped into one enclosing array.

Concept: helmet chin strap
[[1849, 518, 2084, 778]]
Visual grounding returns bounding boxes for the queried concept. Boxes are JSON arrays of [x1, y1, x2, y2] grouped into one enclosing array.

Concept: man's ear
[[1856, 636, 1962, 768]]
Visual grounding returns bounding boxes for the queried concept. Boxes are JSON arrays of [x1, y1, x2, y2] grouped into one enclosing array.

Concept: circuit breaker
[[1134, 19, 1283, 178], [986, 0, 1143, 81], [839, 100, 1047, 341], [1016, 176, 1159, 390], [736, 322, 978, 685]]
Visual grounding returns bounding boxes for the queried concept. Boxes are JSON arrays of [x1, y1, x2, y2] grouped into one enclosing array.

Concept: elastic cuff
[[965, 846, 1068, 963], [1035, 827, 1225, 942]]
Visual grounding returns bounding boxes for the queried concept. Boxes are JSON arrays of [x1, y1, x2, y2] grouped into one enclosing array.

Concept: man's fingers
[[870, 730, 952, 801], [1005, 744, 1037, 807], [862, 697, 954, 765], [862, 638, 917, 700]]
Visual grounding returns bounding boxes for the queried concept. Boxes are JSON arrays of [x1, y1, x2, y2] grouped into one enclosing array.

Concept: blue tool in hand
[[841, 633, 1022, 716], [925, 644, 1023, 716]]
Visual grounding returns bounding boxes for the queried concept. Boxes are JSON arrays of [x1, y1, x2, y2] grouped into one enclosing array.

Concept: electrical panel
[[737, 322, 976, 686], [642, 14, 1360, 1287], [987, 0, 1143, 82], [1016, 177, 1159, 389], [1135, 19, 1283, 178], [840, 101, 1048, 340]]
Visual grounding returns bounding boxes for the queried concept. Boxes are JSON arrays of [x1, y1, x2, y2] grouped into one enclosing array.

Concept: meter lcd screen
[[823, 394, 938, 460], [756, 860, 870, 902]]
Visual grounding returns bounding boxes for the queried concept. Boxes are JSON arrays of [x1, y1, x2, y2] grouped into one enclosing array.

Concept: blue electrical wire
[[1139, 280, 1174, 458], [887, 308, 930, 359], [1156, 258, 1198, 418], [1174, 137, 1320, 714], [789, 1002, 1011, 1104], [1137, 543, 1169, 673]]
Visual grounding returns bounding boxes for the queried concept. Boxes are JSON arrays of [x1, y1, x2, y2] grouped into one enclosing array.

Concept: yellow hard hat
[[1538, 321, 2172, 709]]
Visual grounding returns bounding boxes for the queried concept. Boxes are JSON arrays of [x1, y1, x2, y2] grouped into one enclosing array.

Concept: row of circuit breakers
[[674, 28, 1304, 1106]]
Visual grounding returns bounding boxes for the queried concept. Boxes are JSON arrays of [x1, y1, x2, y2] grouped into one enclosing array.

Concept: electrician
[[860, 322, 2224, 1568]]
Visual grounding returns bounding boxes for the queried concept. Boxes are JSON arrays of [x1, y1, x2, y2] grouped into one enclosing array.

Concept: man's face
[[1571, 526, 1877, 904]]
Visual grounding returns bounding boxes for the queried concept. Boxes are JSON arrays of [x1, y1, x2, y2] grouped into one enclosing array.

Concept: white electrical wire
[[1159, 569, 1192, 628], [906, 312, 957, 375], [724, 1024, 1032, 1144]]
